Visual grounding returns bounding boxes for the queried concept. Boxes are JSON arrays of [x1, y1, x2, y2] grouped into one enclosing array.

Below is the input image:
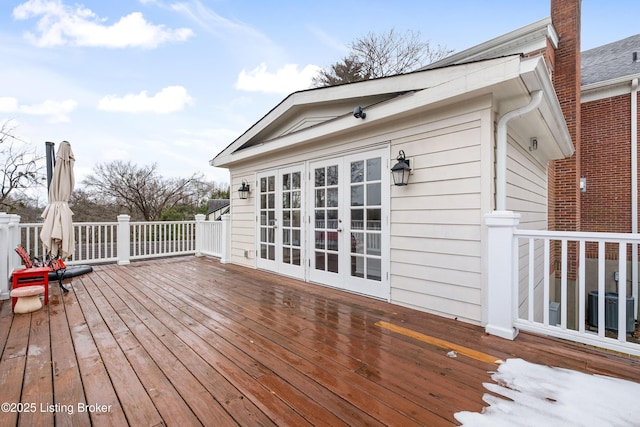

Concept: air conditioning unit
[[587, 291, 635, 332]]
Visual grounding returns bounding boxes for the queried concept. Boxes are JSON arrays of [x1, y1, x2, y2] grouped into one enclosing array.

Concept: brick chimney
[[550, 0, 581, 233]]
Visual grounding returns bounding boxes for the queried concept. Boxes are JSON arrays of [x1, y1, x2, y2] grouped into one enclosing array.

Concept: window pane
[[315, 252, 325, 270], [315, 189, 325, 207], [315, 210, 325, 228], [283, 211, 291, 227], [327, 165, 339, 185], [351, 209, 364, 230], [315, 168, 325, 187], [327, 188, 338, 207], [367, 209, 381, 230], [367, 258, 381, 281], [282, 173, 290, 190], [315, 231, 325, 249], [327, 210, 338, 229], [261, 244, 268, 259], [283, 192, 291, 208], [292, 230, 300, 246], [351, 161, 364, 183], [260, 194, 267, 209], [327, 231, 338, 251], [292, 172, 301, 189], [283, 229, 290, 245], [283, 247, 290, 263], [366, 233, 381, 255], [292, 191, 301, 208], [260, 177, 267, 192], [268, 193, 275, 209], [268, 245, 275, 260], [292, 211, 301, 227], [292, 249, 301, 265], [351, 256, 364, 278], [351, 232, 364, 254], [367, 183, 381, 206], [268, 176, 275, 192], [328, 253, 339, 273], [367, 158, 381, 181], [351, 185, 364, 206]]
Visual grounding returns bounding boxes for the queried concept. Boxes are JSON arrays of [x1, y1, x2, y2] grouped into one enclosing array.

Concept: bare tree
[[313, 29, 453, 87], [83, 161, 210, 221], [0, 120, 45, 211]]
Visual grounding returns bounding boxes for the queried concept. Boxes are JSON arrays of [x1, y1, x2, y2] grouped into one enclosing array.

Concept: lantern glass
[[238, 181, 250, 199], [390, 151, 411, 186]]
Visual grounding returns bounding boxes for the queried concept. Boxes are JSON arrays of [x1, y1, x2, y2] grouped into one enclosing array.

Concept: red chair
[[12, 246, 49, 310]]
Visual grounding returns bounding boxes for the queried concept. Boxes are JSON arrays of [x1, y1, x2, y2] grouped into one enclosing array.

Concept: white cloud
[[235, 63, 321, 95], [97, 85, 194, 114], [13, 0, 193, 48], [0, 96, 77, 123]]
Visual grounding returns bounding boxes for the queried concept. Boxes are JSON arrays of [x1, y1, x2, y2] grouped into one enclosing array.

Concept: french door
[[309, 148, 389, 299], [256, 165, 304, 279]]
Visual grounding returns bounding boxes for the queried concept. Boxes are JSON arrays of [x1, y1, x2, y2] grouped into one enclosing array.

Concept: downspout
[[495, 90, 544, 211], [631, 78, 638, 317]]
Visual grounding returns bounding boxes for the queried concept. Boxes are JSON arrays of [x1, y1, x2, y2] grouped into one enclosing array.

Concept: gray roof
[[207, 199, 230, 215], [582, 34, 640, 85]]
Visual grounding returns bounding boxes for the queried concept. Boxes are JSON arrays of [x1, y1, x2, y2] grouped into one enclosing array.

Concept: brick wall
[[550, 0, 581, 233], [581, 95, 632, 233]]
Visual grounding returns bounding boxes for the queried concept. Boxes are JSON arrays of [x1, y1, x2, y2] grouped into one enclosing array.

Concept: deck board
[[1, 256, 639, 426]]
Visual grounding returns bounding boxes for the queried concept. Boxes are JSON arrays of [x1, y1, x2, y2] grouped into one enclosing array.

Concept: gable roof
[[582, 34, 640, 86], [211, 54, 573, 168]]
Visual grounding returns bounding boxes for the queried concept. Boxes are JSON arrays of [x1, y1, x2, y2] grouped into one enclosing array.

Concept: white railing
[[0, 212, 230, 300], [486, 212, 640, 356], [513, 229, 640, 356]]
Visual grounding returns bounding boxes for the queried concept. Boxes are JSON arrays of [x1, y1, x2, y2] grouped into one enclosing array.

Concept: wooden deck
[[1, 256, 639, 426]]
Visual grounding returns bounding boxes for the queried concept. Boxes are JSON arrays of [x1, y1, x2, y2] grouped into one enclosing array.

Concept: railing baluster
[[561, 239, 568, 329], [618, 242, 627, 341], [528, 238, 535, 322], [543, 238, 550, 326], [598, 241, 606, 338], [578, 239, 586, 333]]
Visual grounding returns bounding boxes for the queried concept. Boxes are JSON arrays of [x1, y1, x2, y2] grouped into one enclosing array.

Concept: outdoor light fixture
[[238, 180, 250, 200], [391, 150, 411, 186], [353, 106, 366, 119]]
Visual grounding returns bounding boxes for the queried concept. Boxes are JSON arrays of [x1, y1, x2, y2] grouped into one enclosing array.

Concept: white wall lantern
[[391, 150, 411, 186]]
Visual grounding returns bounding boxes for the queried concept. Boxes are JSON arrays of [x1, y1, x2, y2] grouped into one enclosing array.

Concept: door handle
[[337, 228, 342, 232]]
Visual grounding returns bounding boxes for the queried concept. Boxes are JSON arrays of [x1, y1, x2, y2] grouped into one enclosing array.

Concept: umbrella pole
[[45, 141, 55, 191]]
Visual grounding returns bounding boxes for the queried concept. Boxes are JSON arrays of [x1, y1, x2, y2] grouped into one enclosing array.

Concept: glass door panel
[[280, 169, 303, 273], [258, 174, 276, 266], [309, 160, 341, 284]]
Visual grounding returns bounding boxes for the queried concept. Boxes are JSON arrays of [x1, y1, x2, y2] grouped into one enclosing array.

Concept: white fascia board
[[213, 56, 523, 167], [424, 18, 556, 70], [581, 73, 640, 103], [519, 56, 574, 158]]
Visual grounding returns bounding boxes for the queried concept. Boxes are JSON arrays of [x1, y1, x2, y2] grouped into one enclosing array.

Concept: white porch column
[[0, 213, 11, 300], [194, 214, 206, 257], [117, 214, 131, 265], [485, 211, 520, 340], [220, 214, 231, 264]]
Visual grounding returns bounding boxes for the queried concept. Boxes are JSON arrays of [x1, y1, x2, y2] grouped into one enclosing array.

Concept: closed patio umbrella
[[40, 141, 75, 259]]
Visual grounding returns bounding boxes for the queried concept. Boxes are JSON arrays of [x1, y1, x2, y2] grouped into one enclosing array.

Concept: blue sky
[[1, 0, 638, 196]]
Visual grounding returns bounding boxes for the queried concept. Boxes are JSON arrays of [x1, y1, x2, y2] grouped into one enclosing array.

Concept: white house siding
[[389, 102, 493, 324], [506, 133, 549, 322]]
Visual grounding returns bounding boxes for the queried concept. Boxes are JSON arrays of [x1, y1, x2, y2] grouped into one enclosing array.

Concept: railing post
[[195, 214, 206, 257], [485, 211, 520, 340], [220, 214, 231, 264], [117, 214, 131, 265], [0, 213, 11, 300], [8, 214, 21, 272]]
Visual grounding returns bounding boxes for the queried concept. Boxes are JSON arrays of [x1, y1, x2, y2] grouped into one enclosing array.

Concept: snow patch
[[455, 358, 640, 427]]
